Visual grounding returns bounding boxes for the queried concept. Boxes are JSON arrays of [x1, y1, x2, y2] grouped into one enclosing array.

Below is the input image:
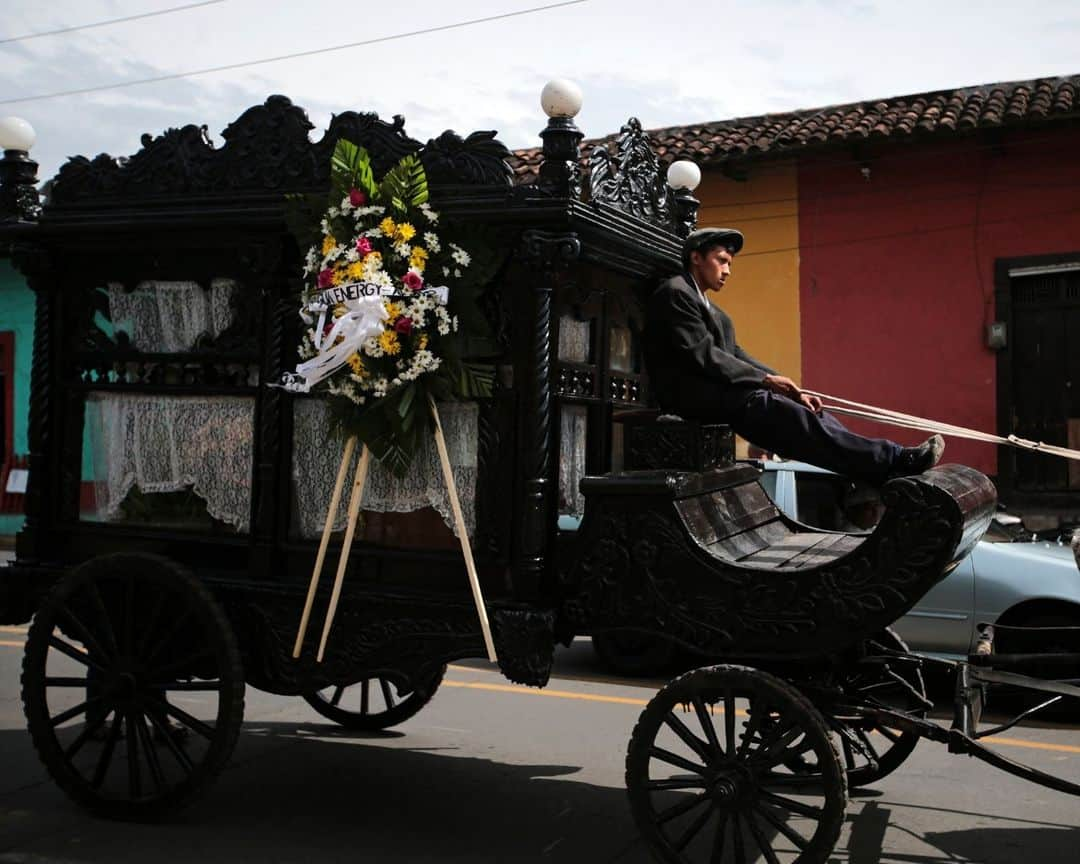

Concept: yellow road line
[[0, 640, 25, 648], [982, 735, 1080, 755], [0, 626, 28, 634], [444, 679, 650, 707], [444, 676, 1080, 758]]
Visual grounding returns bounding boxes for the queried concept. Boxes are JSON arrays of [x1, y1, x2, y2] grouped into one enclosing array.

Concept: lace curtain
[[558, 315, 591, 363], [85, 394, 255, 530], [559, 405, 588, 519], [107, 279, 238, 351], [292, 399, 479, 539]]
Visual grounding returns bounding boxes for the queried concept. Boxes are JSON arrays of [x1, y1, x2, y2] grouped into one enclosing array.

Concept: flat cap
[[682, 227, 744, 269]]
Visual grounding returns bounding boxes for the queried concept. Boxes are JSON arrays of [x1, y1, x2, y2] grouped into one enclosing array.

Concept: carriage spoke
[[361, 679, 370, 715], [760, 772, 829, 791], [878, 725, 903, 744], [645, 776, 708, 791], [745, 811, 782, 864], [144, 608, 194, 671], [330, 686, 345, 707], [86, 582, 120, 658], [123, 574, 136, 655], [732, 813, 747, 864], [145, 709, 195, 774], [91, 712, 124, 789], [136, 587, 169, 657], [134, 710, 166, 794], [655, 791, 710, 825], [58, 609, 113, 665], [147, 680, 223, 692], [736, 703, 768, 759], [842, 736, 857, 770], [44, 676, 92, 688], [649, 745, 708, 775], [47, 635, 106, 673], [125, 710, 143, 799], [151, 696, 216, 741], [380, 678, 395, 709], [710, 810, 729, 863], [754, 801, 810, 850], [675, 797, 714, 851], [664, 710, 715, 766], [759, 789, 824, 819], [63, 709, 113, 761], [692, 694, 722, 754], [51, 695, 107, 728], [758, 725, 805, 767]]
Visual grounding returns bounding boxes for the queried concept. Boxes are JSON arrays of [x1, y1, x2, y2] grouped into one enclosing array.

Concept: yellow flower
[[321, 235, 336, 255], [378, 330, 401, 355], [418, 335, 429, 350], [346, 261, 365, 280], [378, 217, 397, 238], [384, 301, 402, 320], [364, 250, 382, 266], [332, 303, 347, 319], [396, 222, 416, 243], [347, 353, 368, 376], [409, 246, 428, 270], [330, 267, 346, 286]]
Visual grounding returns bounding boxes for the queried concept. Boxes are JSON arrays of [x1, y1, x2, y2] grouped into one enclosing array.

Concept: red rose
[[394, 317, 414, 335], [317, 268, 334, 288], [349, 188, 367, 207], [355, 237, 372, 254], [402, 271, 423, 292]]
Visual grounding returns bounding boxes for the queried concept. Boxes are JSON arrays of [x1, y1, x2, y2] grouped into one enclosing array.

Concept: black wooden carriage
[[8, 97, 1063, 864]]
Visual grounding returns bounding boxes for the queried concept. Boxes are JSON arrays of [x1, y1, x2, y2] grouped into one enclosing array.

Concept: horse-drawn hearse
[[2, 91, 1079, 863]]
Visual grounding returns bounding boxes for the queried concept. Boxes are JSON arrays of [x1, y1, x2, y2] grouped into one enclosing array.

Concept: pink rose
[[349, 188, 366, 207], [317, 268, 334, 288], [394, 317, 414, 335], [402, 271, 423, 292], [355, 237, 372, 254]]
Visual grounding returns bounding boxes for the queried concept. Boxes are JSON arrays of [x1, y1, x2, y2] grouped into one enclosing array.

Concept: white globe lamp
[[0, 116, 36, 153], [540, 79, 583, 119], [667, 160, 701, 192]]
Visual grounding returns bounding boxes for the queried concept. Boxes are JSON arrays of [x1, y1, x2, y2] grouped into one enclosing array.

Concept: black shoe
[[889, 434, 945, 479]]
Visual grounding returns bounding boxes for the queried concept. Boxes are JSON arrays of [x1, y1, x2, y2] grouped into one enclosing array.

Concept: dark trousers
[[691, 387, 903, 484]]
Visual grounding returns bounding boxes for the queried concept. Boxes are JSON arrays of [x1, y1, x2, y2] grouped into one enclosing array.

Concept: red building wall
[[798, 127, 1080, 476]]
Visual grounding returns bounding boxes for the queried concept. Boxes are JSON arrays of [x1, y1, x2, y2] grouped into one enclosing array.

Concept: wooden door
[[1009, 269, 1080, 493]]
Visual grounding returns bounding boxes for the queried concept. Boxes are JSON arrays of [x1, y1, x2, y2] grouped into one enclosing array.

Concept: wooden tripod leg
[[316, 444, 371, 663], [430, 399, 497, 663], [293, 435, 357, 658]]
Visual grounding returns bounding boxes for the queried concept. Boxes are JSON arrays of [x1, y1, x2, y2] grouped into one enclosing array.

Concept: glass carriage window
[[608, 323, 634, 373], [80, 393, 255, 532], [104, 279, 241, 352], [557, 315, 591, 364], [558, 404, 588, 520]]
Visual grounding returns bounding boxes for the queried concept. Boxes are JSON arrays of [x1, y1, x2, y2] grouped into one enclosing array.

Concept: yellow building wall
[[694, 162, 800, 458], [695, 162, 801, 382]]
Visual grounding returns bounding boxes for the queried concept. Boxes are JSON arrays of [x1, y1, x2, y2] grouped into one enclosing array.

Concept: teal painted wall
[[0, 260, 33, 536]]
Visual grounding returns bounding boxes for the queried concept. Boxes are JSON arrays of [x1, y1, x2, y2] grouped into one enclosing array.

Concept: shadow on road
[[2, 723, 1079, 864]]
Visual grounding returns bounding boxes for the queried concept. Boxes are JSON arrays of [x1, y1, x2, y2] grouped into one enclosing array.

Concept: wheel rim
[[835, 629, 924, 786], [303, 665, 444, 730], [627, 666, 846, 864], [23, 562, 242, 813]]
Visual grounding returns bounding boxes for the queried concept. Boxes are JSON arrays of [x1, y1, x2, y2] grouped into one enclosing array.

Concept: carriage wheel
[[626, 665, 846, 864], [834, 628, 925, 787], [303, 665, 445, 730], [21, 554, 245, 820]]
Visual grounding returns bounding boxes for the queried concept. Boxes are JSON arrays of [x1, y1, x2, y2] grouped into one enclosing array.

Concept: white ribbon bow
[[279, 295, 388, 393]]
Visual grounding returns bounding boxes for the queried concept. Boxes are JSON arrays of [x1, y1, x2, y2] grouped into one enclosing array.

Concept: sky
[[1, 0, 1079, 184]]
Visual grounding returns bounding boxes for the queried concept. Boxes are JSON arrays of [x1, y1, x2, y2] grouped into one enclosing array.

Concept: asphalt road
[[2, 620, 1080, 864]]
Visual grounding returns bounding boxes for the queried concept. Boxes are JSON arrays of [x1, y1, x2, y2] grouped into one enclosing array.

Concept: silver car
[[759, 460, 1080, 658]]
